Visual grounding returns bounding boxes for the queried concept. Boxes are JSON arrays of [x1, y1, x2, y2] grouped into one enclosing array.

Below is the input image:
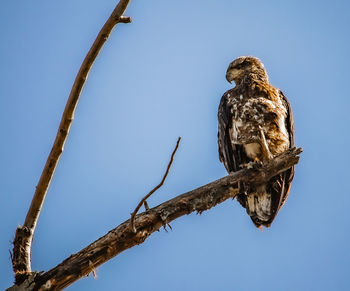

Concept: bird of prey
[[218, 56, 294, 228]]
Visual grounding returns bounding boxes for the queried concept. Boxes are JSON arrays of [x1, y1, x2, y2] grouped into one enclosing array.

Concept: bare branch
[[143, 200, 150, 211], [12, 0, 132, 283], [118, 16, 132, 23], [10, 147, 302, 291], [130, 137, 181, 232]]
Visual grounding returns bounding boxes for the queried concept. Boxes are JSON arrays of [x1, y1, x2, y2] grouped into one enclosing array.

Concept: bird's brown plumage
[[218, 56, 294, 228]]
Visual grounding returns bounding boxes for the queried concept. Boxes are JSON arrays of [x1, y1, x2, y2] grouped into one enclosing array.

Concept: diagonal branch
[[12, 0, 132, 284], [130, 137, 181, 232], [9, 147, 302, 291]]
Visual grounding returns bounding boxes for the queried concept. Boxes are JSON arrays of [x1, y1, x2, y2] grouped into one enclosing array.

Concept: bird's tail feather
[[246, 186, 272, 224]]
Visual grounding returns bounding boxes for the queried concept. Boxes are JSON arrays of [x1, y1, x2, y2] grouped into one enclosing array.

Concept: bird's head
[[226, 56, 268, 85]]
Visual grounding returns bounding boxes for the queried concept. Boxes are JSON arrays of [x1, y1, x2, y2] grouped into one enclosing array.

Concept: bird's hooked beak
[[226, 69, 235, 84]]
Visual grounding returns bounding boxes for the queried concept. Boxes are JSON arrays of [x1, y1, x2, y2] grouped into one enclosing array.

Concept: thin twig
[[130, 137, 181, 232], [12, 0, 132, 283], [88, 260, 98, 279]]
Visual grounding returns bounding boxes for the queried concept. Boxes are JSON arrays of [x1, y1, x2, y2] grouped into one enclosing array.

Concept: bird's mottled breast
[[226, 88, 289, 155]]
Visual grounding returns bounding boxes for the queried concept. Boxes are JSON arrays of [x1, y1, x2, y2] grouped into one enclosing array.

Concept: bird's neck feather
[[236, 72, 269, 87]]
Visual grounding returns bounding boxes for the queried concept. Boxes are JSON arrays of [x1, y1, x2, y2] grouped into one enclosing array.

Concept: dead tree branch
[[130, 137, 181, 232], [12, 0, 132, 284], [6, 147, 301, 291]]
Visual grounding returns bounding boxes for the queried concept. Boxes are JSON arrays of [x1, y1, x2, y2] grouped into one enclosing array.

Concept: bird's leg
[[258, 126, 273, 161], [254, 157, 261, 163]]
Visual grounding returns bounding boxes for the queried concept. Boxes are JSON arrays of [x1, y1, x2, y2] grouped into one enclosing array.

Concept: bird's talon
[[247, 160, 262, 169], [247, 161, 255, 169]]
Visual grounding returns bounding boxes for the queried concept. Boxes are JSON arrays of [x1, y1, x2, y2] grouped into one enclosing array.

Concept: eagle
[[218, 56, 294, 228]]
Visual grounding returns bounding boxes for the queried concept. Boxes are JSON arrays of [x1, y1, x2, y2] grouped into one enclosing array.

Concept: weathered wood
[[11, 0, 132, 284], [4, 147, 302, 291]]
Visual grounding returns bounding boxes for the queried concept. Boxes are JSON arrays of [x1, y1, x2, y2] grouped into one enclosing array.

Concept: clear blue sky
[[1, 0, 350, 290]]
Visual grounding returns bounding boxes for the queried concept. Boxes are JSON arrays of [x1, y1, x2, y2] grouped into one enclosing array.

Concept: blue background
[[1, 0, 350, 290]]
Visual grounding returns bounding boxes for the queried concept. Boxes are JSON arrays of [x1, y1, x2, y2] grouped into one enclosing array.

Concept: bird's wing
[[277, 90, 295, 208], [262, 90, 295, 226], [248, 90, 295, 227], [218, 91, 249, 173]]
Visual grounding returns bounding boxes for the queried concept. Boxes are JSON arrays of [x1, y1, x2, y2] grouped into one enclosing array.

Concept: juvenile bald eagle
[[218, 56, 294, 228]]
